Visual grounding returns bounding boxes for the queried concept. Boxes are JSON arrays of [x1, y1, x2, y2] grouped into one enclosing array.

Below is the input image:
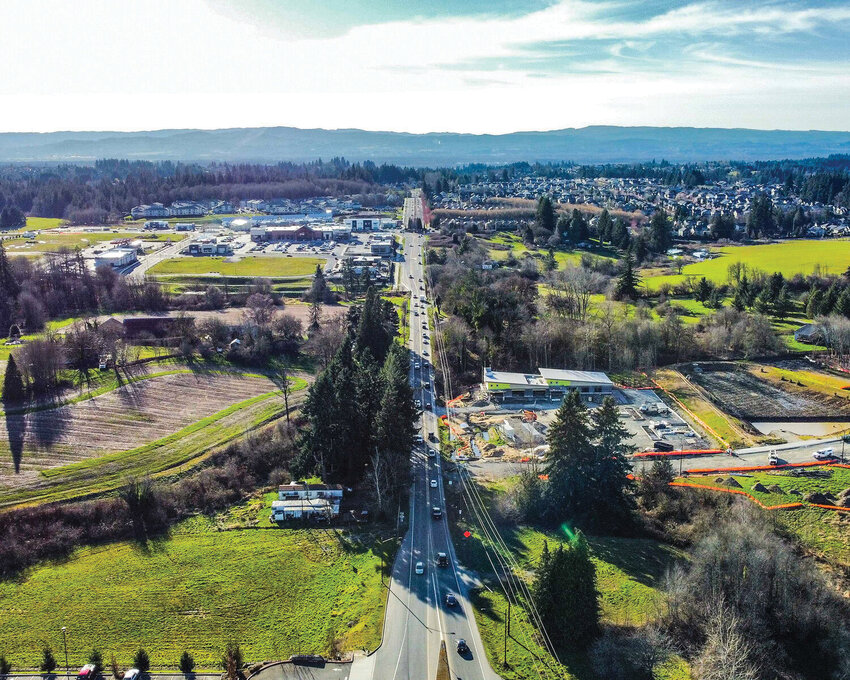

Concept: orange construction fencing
[[669, 481, 804, 510], [633, 449, 723, 458]]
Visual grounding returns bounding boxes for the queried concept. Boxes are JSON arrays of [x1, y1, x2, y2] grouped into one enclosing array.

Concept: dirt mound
[[789, 489, 803, 496], [751, 482, 769, 493], [805, 492, 831, 504], [767, 484, 784, 494], [722, 476, 742, 488]]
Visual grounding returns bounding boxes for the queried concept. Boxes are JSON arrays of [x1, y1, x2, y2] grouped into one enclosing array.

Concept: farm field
[[649, 367, 765, 448], [643, 239, 850, 291], [3, 230, 182, 254], [683, 362, 850, 421], [0, 368, 308, 508], [0, 500, 392, 668], [148, 255, 325, 278], [677, 465, 850, 566]]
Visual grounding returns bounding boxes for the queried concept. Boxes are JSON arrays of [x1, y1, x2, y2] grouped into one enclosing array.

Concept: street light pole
[[62, 627, 69, 680], [503, 598, 511, 668]]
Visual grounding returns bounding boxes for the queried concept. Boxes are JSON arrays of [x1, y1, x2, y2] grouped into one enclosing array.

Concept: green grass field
[[149, 256, 324, 278], [678, 466, 850, 566], [450, 477, 689, 680], [643, 240, 850, 291], [24, 217, 66, 230], [3, 231, 183, 254], [0, 497, 393, 668]]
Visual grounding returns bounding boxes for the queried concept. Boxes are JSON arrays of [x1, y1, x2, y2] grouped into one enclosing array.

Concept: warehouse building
[[483, 367, 613, 403]]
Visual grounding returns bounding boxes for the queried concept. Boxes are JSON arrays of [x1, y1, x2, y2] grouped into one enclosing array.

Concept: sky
[[0, 0, 849, 134]]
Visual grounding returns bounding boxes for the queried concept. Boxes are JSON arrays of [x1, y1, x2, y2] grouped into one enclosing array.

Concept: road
[[123, 236, 193, 280], [402, 190, 424, 232], [372, 229, 500, 680]]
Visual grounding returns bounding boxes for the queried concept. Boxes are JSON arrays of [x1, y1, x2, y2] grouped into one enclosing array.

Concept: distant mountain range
[[1, 125, 849, 165]]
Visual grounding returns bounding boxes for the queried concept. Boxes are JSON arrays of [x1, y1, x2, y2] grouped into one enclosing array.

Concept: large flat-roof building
[[483, 367, 613, 403]]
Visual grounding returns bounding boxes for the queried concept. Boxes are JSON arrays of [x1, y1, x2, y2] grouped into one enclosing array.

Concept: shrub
[[0, 654, 12, 675], [221, 642, 242, 680], [41, 647, 57, 673], [132, 649, 150, 673], [178, 652, 194, 675]]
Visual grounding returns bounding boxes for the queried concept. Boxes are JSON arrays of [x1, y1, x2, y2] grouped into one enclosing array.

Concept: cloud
[[0, 0, 847, 133]]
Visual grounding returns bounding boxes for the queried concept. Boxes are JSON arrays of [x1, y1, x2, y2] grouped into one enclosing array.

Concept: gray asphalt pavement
[[371, 229, 501, 680]]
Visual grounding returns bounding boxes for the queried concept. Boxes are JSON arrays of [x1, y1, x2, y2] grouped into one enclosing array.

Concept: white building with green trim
[[483, 367, 613, 403]]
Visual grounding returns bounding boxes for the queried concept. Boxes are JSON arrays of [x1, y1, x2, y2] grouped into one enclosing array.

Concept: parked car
[[77, 665, 97, 680], [415, 561, 424, 575], [768, 451, 779, 466], [813, 448, 836, 461]]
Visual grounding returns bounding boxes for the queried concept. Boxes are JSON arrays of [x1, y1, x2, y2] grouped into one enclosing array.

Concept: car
[[437, 552, 448, 566], [456, 639, 469, 655], [77, 665, 97, 680], [415, 399, 422, 408], [430, 479, 438, 488], [414, 361, 421, 369], [445, 593, 458, 606], [409, 274, 413, 278], [415, 561, 424, 574], [432, 506, 442, 519], [414, 434, 424, 444], [428, 448, 436, 457], [813, 448, 836, 461], [423, 381, 431, 389], [768, 451, 779, 466], [428, 432, 437, 442], [124, 669, 141, 680], [424, 402, 432, 410]]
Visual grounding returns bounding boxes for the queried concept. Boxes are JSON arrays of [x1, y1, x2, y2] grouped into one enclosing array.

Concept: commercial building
[[483, 367, 613, 403], [91, 247, 138, 270], [184, 240, 233, 256], [344, 213, 396, 231], [271, 483, 344, 521]]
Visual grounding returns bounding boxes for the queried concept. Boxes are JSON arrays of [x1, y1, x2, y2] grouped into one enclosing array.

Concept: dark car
[[456, 639, 469, 654], [446, 593, 458, 606]]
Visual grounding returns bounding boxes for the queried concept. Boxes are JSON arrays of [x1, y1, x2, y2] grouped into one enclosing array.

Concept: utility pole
[[62, 626, 69, 680], [503, 599, 511, 668]]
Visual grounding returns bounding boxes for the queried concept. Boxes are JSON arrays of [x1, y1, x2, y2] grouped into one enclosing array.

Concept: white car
[[415, 561, 424, 575], [124, 670, 141, 680], [430, 479, 438, 488], [415, 399, 422, 408], [813, 448, 836, 461]]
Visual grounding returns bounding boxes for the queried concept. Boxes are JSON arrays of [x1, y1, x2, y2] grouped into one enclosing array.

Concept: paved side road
[[248, 661, 351, 680]]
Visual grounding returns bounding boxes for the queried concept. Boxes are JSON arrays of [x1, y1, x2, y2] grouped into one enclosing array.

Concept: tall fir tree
[[2, 354, 26, 403], [614, 252, 641, 300], [535, 195, 556, 234], [596, 209, 612, 243], [544, 390, 594, 518], [648, 210, 673, 253], [590, 397, 635, 527]]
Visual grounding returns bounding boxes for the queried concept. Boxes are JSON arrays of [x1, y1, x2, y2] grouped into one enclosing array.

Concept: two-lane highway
[[373, 230, 500, 680]]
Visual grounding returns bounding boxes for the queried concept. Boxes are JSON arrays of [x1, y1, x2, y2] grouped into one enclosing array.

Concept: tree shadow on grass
[[3, 408, 27, 473], [586, 535, 682, 588]]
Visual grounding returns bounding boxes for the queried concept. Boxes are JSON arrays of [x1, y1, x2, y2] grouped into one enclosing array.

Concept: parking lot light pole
[[62, 626, 69, 680]]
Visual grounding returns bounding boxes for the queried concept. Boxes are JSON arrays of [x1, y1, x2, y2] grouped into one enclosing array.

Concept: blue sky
[[0, 0, 848, 133]]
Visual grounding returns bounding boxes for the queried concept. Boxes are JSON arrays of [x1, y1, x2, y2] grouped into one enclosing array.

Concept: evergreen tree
[[821, 282, 840, 316], [40, 647, 57, 674], [355, 287, 392, 364], [133, 649, 150, 673], [179, 652, 195, 674], [648, 210, 673, 253], [308, 263, 330, 303], [591, 397, 636, 526], [695, 277, 712, 302], [88, 650, 104, 676], [774, 284, 792, 321], [2, 354, 25, 403], [555, 214, 569, 241], [806, 288, 824, 319], [568, 209, 589, 244], [611, 218, 631, 249], [614, 252, 640, 300], [836, 287, 850, 319], [544, 391, 594, 518], [532, 533, 599, 650], [535, 196, 556, 234], [732, 287, 748, 312], [707, 288, 723, 309], [596, 209, 612, 243], [753, 288, 773, 315], [544, 248, 557, 272]]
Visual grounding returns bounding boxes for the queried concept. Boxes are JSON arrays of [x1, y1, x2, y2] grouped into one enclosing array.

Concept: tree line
[[293, 287, 417, 516]]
